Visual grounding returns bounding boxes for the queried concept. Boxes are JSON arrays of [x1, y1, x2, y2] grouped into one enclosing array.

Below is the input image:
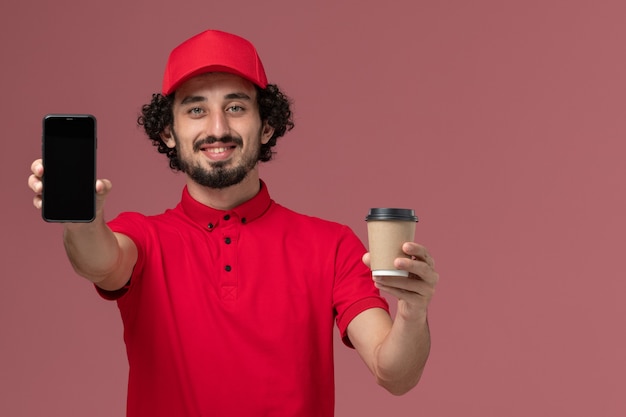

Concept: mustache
[[192, 135, 244, 152]]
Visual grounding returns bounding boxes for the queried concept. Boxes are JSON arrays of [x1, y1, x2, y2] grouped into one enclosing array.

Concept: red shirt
[[100, 181, 389, 416]]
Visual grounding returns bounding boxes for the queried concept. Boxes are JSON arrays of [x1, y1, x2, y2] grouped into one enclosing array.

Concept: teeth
[[207, 147, 229, 153]]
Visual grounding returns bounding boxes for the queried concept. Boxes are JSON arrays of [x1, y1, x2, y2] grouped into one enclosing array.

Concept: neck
[[185, 169, 262, 211]]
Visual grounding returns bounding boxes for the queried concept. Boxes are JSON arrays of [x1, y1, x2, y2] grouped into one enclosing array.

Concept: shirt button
[[224, 237, 231, 244], [223, 214, 231, 221], [241, 218, 247, 224], [208, 223, 214, 229], [225, 265, 232, 272]]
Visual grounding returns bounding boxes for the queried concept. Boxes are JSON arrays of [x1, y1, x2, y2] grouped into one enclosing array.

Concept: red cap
[[161, 30, 268, 95]]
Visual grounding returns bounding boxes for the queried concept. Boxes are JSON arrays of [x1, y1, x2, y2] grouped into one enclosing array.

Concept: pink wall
[[2, 1, 626, 416]]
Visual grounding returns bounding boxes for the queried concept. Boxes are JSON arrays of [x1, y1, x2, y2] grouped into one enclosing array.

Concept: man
[[28, 29, 438, 416]]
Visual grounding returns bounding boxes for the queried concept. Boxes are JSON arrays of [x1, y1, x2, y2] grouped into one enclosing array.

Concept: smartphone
[[42, 114, 97, 222]]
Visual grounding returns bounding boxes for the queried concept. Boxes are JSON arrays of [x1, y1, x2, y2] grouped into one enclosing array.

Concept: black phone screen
[[42, 114, 97, 222]]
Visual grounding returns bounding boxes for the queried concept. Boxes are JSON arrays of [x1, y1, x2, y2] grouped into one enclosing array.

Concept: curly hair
[[137, 84, 294, 171]]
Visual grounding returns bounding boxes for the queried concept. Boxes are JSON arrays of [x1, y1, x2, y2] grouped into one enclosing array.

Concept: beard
[[173, 131, 261, 189]]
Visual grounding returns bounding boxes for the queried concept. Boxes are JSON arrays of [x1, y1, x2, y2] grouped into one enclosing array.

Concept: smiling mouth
[[204, 146, 235, 153], [197, 143, 238, 162]]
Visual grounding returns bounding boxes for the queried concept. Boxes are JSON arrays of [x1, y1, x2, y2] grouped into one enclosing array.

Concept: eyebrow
[[180, 96, 206, 106], [179, 92, 252, 106], [225, 92, 252, 100]]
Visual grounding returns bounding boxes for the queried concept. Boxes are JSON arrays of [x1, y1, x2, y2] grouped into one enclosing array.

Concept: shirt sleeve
[[94, 212, 148, 301], [333, 225, 390, 348]]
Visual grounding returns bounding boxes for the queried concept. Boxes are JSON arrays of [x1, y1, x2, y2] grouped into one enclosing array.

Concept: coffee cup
[[365, 208, 418, 277]]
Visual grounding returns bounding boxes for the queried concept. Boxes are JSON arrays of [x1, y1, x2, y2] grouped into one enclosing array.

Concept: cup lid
[[365, 208, 418, 222]]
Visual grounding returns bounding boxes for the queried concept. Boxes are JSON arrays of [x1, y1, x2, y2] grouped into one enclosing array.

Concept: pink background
[[2, 1, 626, 416]]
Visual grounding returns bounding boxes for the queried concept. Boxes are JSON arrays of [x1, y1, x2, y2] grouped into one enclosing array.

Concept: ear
[[160, 126, 176, 149], [260, 122, 275, 145]]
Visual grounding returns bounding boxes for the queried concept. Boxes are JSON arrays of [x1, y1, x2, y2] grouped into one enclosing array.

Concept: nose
[[204, 110, 230, 139]]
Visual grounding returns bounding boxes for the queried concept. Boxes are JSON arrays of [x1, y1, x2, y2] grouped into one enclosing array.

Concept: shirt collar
[[179, 180, 272, 229]]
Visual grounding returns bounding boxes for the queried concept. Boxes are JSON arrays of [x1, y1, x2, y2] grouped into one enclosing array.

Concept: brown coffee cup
[[366, 208, 418, 277]]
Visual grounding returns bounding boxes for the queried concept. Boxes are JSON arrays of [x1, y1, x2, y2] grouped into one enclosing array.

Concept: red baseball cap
[[161, 29, 268, 95]]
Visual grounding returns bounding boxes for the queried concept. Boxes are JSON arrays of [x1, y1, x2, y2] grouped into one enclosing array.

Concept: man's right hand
[[27, 158, 135, 291], [27, 158, 113, 218]]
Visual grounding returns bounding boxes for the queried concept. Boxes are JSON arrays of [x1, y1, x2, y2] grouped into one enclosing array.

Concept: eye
[[227, 105, 244, 113], [185, 107, 206, 119]]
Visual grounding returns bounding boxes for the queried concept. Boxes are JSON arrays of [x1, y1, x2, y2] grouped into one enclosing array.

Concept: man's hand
[[363, 242, 439, 321], [28, 158, 113, 218]]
